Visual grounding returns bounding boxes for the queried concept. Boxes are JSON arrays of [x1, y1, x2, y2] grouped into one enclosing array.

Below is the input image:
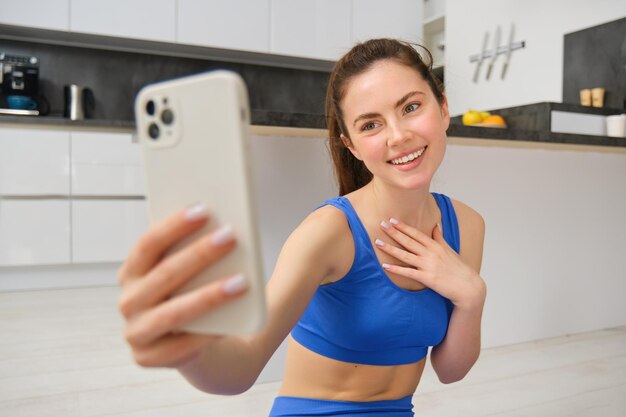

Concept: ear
[[340, 133, 363, 161], [440, 95, 450, 131]]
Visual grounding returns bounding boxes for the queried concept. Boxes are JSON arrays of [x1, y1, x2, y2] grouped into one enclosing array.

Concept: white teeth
[[390, 147, 426, 165]]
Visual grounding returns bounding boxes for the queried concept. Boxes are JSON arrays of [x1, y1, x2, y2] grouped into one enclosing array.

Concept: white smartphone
[[134, 70, 266, 335]]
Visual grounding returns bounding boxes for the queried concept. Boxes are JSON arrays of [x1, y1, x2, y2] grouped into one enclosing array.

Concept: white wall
[[445, 0, 626, 116], [434, 140, 626, 348]]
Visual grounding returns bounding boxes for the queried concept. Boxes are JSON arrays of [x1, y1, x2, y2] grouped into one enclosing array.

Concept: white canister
[[606, 114, 626, 138]]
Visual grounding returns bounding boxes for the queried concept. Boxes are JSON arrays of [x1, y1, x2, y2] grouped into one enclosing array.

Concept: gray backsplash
[[563, 17, 626, 110], [1, 38, 330, 122]]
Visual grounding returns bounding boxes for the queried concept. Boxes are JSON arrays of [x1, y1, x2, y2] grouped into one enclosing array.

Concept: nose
[[387, 118, 409, 147]]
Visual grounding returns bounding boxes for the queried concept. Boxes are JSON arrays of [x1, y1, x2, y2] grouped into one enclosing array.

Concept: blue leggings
[[268, 395, 414, 417]]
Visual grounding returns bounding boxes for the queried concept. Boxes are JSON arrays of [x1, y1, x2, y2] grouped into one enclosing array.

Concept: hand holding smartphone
[[134, 70, 266, 335]]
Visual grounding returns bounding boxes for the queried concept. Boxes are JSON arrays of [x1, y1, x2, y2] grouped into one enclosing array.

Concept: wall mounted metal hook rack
[[469, 23, 526, 81], [469, 40, 526, 63]]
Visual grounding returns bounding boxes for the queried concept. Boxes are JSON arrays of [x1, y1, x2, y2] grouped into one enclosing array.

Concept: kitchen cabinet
[[71, 132, 144, 196], [2, 0, 432, 62], [0, 200, 71, 266], [70, 0, 176, 42], [0, 0, 70, 31], [177, 0, 270, 53], [71, 200, 147, 263], [0, 126, 146, 268], [352, 0, 423, 44], [270, 0, 351, 61], [423, 0, 445, 20], [422, 0, 445, 67], [0, 128, 69, 196]]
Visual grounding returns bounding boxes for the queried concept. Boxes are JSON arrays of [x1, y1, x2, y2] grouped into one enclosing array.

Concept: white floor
[[0, 286, 624, 417]]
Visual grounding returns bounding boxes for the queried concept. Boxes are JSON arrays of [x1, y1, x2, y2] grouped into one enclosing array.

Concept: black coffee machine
[[0, 52, 42, 116]]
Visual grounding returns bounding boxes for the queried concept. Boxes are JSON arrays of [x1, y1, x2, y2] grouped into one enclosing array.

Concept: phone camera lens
[[148, 123, 160, 140], [161, 109, 174, 125], [146, 100, 155, 116]]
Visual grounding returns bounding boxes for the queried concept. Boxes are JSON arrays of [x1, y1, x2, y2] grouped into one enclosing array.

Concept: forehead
[[341, 60, 429, 115]]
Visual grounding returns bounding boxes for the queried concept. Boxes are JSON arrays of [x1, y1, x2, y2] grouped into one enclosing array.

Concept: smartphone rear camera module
[[148, 123, 160, 140], [146, 100, 155, 116], [161, 109, 174, 125]]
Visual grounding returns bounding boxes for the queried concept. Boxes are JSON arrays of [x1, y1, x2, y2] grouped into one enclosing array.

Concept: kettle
[[64, 84, 95, 120]]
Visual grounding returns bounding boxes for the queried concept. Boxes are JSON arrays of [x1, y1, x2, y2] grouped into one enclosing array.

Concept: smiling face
[[339, 59, 450, 191]]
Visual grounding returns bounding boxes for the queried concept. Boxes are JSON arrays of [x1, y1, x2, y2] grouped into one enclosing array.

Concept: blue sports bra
[[291, 192, 459, 366]]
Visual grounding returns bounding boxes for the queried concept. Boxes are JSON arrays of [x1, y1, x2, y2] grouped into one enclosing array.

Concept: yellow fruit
[[479, 111, 491, 120], [462, 110, 483, 125], [482, 115, 506, 126]]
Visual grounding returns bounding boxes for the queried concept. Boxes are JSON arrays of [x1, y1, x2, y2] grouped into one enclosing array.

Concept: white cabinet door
[[71, 132, 145, 196], [0, 128, 69, 196], [177, 0, 270, 53], [352, 0, 423, 44], [270, 0, 351, 60], [70, 0, 176, 42], [0, 200, 71, 266], [71, 200, 148, 263], [423, 0, 445, 20], [0, 0, 69, 30]]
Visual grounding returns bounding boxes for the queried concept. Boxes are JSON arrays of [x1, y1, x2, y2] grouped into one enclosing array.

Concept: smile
[[388, 146, 427, 165]]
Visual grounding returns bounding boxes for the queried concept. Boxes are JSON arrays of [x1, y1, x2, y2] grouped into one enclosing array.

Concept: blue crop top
[[291, 192, 460, 366]]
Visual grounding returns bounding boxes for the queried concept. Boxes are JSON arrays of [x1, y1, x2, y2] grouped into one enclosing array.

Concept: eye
[[403, 103, 420, 114], [361, 122, 379, 132]]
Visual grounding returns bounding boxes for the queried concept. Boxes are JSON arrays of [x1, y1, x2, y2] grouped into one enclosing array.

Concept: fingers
[[379, 219, 431, 256], [133, 332, 216, 368], [125, 273, 248, 347], [374, 238, 420, 267], [119, 224, 237, 318], [381, 263, 431, 287], [119, 204, 211, 283]]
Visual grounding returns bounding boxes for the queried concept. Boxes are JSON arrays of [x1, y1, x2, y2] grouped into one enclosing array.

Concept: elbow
[[437, 372, 467, 385], [433, 359, 477, 385], [188, 379, 254, 396]]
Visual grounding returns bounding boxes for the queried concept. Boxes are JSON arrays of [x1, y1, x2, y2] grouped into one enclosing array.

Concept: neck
[[363, 178, 438, 231]]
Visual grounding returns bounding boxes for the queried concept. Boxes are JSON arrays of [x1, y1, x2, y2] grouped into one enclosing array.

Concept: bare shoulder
[[291, 203, 350, 252], [272, 205, 354, 284], [298, 203, 351, 235], [449, 199, 485, 235], [449, 198, 485, 273]]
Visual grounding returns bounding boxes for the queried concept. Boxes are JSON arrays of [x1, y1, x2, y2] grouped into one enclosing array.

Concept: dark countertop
[[0, 110, 327, 131], [448, 102, 626, 148], [446, 124, 625, 148], [1, 104, 625, 148]]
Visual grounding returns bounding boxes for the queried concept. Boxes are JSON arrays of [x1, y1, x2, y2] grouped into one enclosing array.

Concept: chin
[[384, 173, 433, 192]]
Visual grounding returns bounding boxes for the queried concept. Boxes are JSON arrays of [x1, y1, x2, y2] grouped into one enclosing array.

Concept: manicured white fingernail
[[211, 224, 233, 246], [222, 274, 248, 294], [382, 263, 391, 270], [185, 203, 208, 221], [390, 218, 399, 225], [380, 221, 390, 229], [375, 238, 385, 247]]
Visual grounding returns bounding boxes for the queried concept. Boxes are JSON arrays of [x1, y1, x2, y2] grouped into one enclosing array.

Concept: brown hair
[[325, 38, 445, 196]]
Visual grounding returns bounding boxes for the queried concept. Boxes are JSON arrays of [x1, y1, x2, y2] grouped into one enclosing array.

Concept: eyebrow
[[352, 91, 425, 127]]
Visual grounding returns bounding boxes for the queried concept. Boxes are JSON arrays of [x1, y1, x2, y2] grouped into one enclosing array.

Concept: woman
[[118, 39, 486, 417]]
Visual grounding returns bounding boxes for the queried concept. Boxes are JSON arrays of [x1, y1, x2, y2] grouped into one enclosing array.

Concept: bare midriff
[[278, 336, 426, 402]]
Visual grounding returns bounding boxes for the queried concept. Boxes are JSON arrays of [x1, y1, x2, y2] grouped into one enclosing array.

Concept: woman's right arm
[[118, 204, 347, 395]]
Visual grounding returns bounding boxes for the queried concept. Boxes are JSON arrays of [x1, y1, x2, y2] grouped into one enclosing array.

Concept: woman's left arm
[[376, 202, 486, 384], [430, 202, 486, 383]]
